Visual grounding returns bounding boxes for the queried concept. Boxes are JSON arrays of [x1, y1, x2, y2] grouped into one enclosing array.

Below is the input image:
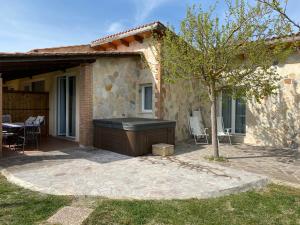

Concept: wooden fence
[[3, 91, 49, 136]]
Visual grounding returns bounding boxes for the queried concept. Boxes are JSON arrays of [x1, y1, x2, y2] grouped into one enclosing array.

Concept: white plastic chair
[[217, 116, 232, 144], [192, 110, 204, 124], [192, 110, 209, 135], [189, 116, 209, 144]]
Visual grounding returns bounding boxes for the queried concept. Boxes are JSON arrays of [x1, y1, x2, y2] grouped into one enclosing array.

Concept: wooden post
[[0, 77, 2, 157]]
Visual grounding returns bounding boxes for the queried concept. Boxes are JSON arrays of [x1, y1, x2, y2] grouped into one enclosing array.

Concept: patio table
[[2, 123, 26, 151], [2, 122, 25, 129], [2, 122, 40, 129]]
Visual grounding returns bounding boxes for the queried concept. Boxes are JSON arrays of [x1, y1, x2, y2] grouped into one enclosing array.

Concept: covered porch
[[2, 136, 78, 158], [0, 52, 138, 157]]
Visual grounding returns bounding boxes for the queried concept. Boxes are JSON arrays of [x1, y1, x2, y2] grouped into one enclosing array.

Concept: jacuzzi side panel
[[93, 126, 175, 156]]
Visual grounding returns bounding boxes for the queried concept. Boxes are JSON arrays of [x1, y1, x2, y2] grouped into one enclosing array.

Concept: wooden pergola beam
[[133, 35, 144, 43], [107, 42, 117, 50], [120, 39, 129, 47], [95, 46, 106, 51]]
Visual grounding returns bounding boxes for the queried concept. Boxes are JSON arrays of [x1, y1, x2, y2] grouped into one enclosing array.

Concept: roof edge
[[0, 51, 142, 59], [91, 21, 165, 46], [29, 44, 92, 53]]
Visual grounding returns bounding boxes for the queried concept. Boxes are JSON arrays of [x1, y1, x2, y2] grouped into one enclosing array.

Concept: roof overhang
[[0, 52, 141, 81], [91, 22, 165, 50]]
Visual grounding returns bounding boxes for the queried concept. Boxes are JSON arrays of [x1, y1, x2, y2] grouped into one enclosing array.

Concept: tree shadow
[[246, 73, 300, 149], [228, 144, 298, 164], [0, 147, 133, 170]]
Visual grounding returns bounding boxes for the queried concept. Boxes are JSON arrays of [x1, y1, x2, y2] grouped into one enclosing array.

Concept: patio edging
[[0, 166, 270, 199]]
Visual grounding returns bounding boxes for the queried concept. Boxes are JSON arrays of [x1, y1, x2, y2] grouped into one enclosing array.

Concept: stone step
[[46, 206, 93, 225]]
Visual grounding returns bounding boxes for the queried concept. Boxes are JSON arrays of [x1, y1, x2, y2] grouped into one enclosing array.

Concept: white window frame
[[141, 84, 153, 113], [219, 92, 246, 135]]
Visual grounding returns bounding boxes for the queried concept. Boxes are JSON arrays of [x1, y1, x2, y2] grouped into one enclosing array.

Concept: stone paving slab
[[47, 206, 93, 225], [175, 141, 300, 186], [0, 147, 268, 199]]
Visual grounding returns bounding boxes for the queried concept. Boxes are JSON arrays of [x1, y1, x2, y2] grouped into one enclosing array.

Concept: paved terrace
[[0, 145, 268, 199], [176, 141, 300, 187]]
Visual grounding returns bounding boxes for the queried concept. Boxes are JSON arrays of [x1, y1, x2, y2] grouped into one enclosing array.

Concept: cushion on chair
[[34, 116, 45, 126], [25, 116, 36, 125]]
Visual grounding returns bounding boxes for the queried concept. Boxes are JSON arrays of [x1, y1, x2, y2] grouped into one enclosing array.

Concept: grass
[[0, 175, 72, 225], [84, 184, 300, 225], [1, 173, 300, 225]]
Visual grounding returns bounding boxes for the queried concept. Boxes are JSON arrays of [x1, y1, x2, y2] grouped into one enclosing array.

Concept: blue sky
[[0, 0, 299, 52]]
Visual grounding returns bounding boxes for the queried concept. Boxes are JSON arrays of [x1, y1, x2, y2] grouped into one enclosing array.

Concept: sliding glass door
[[221, 93, 232, 130], [57, 76, 76, 137], [57, 77, 66, 136], [235, 98, 246, 133], [221, 92, 246, 134]]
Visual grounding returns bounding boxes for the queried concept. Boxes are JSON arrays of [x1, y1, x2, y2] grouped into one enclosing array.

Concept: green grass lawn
[[0, 175, 72, 225], [1, 173, 300, 225], [84, 185, 300, 225]]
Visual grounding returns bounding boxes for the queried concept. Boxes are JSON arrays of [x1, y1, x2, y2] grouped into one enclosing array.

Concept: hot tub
[[93, 117, 176, 156]]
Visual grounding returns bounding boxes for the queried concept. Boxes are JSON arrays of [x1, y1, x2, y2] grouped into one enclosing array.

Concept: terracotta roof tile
[[91, 21, 165, 45]]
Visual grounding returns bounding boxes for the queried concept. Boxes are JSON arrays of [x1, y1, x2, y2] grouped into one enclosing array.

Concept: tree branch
[[258, 0, 300, 30]]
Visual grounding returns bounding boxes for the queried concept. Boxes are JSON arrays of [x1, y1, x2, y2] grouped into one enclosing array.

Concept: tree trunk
[[210, 87, 219, 158]]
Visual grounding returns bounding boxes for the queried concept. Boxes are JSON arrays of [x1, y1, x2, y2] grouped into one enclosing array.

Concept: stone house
[[0, 21, 300, 154]]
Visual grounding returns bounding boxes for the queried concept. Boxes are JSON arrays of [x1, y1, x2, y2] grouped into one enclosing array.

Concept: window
[[24, 84, 31, 92], [23, 80, 45, 92], [32, 80, 45, 92], [220, 92, 246, 134], [141, 84, 153, 112]]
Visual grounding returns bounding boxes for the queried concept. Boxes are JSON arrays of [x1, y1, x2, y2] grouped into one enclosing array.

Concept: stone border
[[1, 167, 269, 199], [271, 178, 300, 189], [1, 169, 55, 194]]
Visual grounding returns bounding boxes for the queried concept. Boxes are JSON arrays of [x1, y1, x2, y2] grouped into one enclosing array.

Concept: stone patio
[[175, 141, 300, 187], [0, 146, 267, 199]]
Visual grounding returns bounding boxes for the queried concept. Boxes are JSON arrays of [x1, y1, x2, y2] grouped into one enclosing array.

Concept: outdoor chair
[[25, 116, 36, 125], [217, 116, 232, 145], [15, 126, 25, 153], [3, 131, 15, 149], [189, 116, 209, 144], [2, 114, 12, 123], [2, 126, 25, 153], [26, 116, 45, 149], [192, 110, 205, 125]]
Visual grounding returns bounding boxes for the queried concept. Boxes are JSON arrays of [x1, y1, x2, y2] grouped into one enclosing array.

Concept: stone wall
[[244, 53, 300, 147], [105, 38, 213, 141], [106, 38, 162, 118], [161, 79, 211, 141], [92, 56, 155, 119]]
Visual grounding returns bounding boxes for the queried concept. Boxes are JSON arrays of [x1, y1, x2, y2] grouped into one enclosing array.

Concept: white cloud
[[107, 21, 125, 34], [133, 0, 170, 24]]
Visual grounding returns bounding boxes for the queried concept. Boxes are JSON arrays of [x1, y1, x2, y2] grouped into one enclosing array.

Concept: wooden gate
[[3, 91, 49, 136]]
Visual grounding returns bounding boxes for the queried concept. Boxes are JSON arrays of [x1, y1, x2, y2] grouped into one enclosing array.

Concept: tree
[[258, 0, 300, 30], [156, 0, 294, 158]]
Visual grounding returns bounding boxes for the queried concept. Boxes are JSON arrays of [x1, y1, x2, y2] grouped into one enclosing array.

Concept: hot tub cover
[[93, 117, 176, 131]]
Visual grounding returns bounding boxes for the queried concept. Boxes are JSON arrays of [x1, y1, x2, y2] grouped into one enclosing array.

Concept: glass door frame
[[218, 92, 246, 135], [57, 76, 66, 136], [57, 75, 76, 138]]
